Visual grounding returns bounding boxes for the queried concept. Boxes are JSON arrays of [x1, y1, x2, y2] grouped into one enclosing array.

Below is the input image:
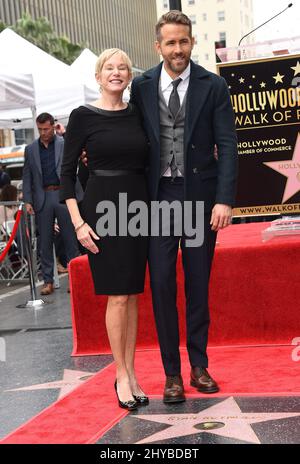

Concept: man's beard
[[168, 55, 190, 74]]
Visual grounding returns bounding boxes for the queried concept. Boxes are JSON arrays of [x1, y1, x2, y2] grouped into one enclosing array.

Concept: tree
[[0, 21, 7, 33], [8, 12, 84, 64]]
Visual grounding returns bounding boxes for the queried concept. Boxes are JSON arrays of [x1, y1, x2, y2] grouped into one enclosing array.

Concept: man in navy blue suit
[[22, 113, 82, 295], [131, 11, 238, 402]]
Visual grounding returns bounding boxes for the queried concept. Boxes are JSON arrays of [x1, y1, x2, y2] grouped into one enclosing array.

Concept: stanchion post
[[21, 206, 37, 300], [169, 0, 182, 10], [16, 204, 50, 309]]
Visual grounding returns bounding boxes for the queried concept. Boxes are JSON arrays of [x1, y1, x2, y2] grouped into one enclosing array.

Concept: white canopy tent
[[0, 73, 35, 111], [0, 29, 88, 133], [70, 48, 99, 102]]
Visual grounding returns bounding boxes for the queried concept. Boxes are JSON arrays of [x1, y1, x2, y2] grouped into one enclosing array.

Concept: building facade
[[156, 0, 254, 72], [0, 0, 159, 71]]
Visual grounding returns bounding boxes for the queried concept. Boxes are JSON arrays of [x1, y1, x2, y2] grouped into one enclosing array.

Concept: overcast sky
[[252, 0, 300, 41]]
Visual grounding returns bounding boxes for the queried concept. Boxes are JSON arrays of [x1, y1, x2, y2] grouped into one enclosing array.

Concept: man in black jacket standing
[[131, 11, 238, 402], [22, 113, 82, 295]]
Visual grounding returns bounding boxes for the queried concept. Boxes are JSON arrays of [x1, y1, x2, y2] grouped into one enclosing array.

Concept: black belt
[[160, 176, 184, 183], [90, 169, 145, 176]]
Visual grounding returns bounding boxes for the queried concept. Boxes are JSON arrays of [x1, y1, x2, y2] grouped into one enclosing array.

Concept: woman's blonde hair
[[95, 48, 132, 75]]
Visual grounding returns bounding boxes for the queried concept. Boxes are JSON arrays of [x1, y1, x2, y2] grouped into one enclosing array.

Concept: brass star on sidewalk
[[6, 369, 95, 399], [133, 397, 300, 444], [291, 61, 300, 76], [273, 72, 285, 84]]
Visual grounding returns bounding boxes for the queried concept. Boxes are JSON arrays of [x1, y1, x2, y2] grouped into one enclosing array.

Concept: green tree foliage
[[0, 20, 7, 33], [5, 12, 84, 64]]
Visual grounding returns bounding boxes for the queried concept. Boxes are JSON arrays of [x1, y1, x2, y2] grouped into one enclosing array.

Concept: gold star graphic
[[239, 77, 245, 84], [273, 72, 284, 84], [260, 82, 266, 88], [291, 61, 300, 76]]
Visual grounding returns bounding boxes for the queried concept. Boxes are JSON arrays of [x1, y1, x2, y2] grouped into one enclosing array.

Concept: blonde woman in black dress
[[60, 49, 149, 411]]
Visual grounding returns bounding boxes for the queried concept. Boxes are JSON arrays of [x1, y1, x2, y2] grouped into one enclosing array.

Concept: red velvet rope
[[0, 208, 23, 263]]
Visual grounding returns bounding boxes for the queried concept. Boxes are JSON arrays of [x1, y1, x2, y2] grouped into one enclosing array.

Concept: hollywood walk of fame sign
[[218, 54, 300, 216]]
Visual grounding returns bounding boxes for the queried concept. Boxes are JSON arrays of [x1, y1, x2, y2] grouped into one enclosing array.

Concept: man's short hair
[[36, 113, 55, 125], [156, 10, 192, 42]]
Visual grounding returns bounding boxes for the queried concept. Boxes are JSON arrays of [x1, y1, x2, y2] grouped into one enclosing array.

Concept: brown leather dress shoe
[[163, 375, 186, 403], [190, 367, 219, 394], [40, 283, 54, 296]]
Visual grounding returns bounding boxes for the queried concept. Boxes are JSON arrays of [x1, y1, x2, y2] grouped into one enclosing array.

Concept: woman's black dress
[[60, 104, 149, 295]]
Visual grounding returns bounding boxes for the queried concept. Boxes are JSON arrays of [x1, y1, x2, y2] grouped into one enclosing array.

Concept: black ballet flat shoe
[[114, 381, 138, 411], [133, 394, 149, 406]]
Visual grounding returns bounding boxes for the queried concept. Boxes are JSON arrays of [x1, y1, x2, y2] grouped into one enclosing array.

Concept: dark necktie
[[168, 78, 182, 119], [168, 78, 182, 179]]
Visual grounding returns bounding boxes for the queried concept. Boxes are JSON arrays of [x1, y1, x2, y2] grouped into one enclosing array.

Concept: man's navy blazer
[[131, 60, 238, 212], [22, 135, 83, 213]]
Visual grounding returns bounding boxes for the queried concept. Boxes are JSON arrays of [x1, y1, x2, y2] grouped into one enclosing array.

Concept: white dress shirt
[[160, 63, 191, 177]]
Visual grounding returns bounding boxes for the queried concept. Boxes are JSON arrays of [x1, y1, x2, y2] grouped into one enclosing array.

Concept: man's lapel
[[33, 139, 42, 175], [138, 63, 162, 142], [184, 62, 212, 149], [54, 135, 62, 170]]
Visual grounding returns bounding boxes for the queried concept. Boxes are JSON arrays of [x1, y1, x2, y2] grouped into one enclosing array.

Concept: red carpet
[[3, 223, 298, 443], [1, 346, 299, 444], [69, 222, 300, 355]]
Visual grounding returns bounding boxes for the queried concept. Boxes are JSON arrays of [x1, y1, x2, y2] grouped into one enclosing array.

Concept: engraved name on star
[[132, 397, 300, 444], [291, 61, 300, 76], [273, 72, 285, 84], [264, 133, 300, 203], [6, 369, 95, 399]]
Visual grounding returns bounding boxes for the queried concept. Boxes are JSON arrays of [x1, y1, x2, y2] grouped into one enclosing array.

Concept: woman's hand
[[76, 223, 100, 254]]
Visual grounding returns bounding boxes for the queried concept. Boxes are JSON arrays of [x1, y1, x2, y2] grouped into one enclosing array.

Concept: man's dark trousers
[[36, 190, 79, 284], [148, 177, 217, 376]]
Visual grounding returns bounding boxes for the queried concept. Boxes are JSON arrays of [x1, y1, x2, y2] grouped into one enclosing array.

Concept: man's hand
[[80, 149, 88, 166], [210, 204, 232, 232], [55, 123, 66, 136], [25, 203, 34, 215]]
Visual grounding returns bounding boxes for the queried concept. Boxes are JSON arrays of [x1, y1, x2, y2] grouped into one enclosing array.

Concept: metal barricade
[[1, 201, 61, 308], [0, 201, 39, 285]]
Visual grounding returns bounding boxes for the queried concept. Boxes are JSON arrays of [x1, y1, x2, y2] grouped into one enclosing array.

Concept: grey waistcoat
[[158, 84, 187, 177]]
